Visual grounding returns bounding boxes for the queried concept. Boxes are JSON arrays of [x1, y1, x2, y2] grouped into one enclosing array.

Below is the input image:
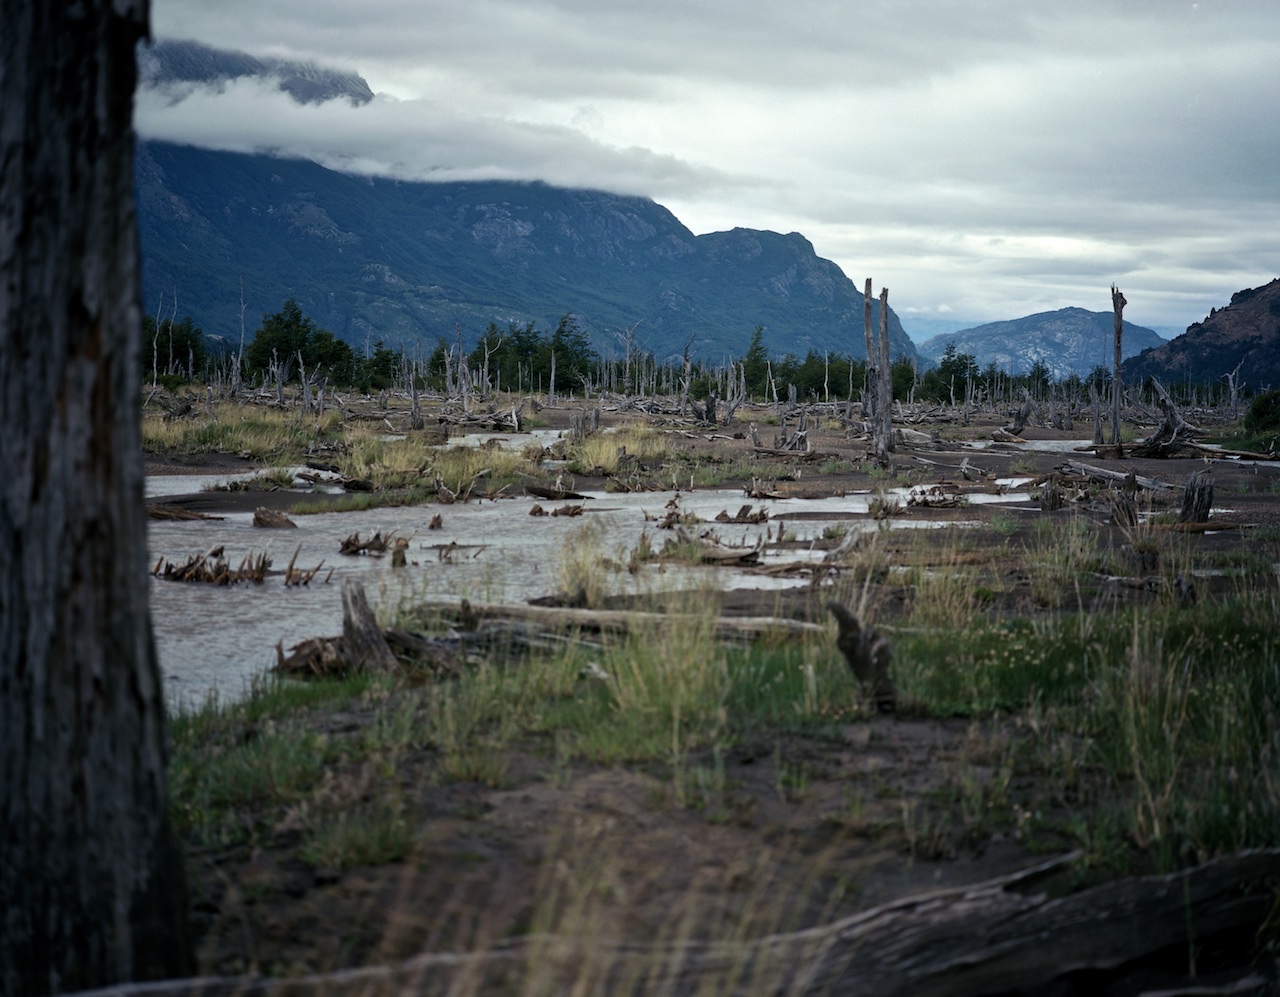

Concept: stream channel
[[148, 450, 1038, 710]]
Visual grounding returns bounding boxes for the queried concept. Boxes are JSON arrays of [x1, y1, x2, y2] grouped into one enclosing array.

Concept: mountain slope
[[918, 307, 1165, 379], [1122, 279, 1280, 389], [135, 140, 915, 363]]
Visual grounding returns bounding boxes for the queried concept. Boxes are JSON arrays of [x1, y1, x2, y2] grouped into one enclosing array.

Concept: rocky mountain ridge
[[1122, 278, 1280, 390]]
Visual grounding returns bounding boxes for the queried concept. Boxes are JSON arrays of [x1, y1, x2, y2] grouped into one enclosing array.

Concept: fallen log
[[70, 848, 1280, 997], [1060, 460, 1178, 491], [1160, 520, 1242, 533], [525, 484, 591, 501], [414, 599, 823, 642], [339, 531, 397, 555], [151, 549, 270, 585], [714, 504, 769, 524]]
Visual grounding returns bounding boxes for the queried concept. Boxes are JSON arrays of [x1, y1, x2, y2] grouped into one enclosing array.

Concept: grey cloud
[[142, 0, 1280, 329]]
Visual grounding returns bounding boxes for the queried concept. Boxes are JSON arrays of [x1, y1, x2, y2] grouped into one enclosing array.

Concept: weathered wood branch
[[1060, 460, 1179, 491]]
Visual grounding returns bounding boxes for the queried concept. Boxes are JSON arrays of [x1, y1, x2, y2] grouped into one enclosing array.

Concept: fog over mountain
[[136, 140, 917, 363], [139, 39, 374, 106]]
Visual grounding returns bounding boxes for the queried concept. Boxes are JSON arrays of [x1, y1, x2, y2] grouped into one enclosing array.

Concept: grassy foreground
[[167, 523, 1280, 985]]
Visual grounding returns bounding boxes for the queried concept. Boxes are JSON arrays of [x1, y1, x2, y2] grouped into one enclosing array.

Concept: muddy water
[[148, 476, 1031, 709]]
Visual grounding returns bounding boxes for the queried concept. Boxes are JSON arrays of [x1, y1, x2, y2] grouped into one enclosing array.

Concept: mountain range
[[135, 139, 918, 365], [1122, 279, 1280, 391], [917, 308, 1167, 380], [135, 40, 1278, 385]]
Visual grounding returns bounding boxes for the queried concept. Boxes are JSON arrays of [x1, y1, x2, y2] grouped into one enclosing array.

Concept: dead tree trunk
[[877, 287, 894, 456], [0, 2, 194, 991], [1110, 284, 1125, 446], [862, 278, 877, 429], [1006, 388, 1033, 435]]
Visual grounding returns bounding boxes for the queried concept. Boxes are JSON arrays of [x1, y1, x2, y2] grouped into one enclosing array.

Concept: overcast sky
[[140, 0, 1280, 334]]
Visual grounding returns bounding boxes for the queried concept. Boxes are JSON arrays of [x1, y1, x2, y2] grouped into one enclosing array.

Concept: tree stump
[[341, 580, 398, 673], [1179, 468, 1213, 524], [828, 602, 896, 712]]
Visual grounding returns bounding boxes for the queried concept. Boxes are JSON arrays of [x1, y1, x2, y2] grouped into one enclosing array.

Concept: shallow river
[[147, 470, 1032, 710]]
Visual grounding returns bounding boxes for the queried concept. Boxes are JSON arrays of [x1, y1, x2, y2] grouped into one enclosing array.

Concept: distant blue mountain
[[918, 307, 1166, 379]]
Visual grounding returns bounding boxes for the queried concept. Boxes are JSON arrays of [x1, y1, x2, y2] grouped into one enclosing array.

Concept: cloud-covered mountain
[[1122, 279, 1280, 390], [138, 38, 374, 106], [918, 308, 1166, 379], [135, 140, 916, 363]]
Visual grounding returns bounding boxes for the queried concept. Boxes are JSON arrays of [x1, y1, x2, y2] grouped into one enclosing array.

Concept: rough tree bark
[[0, 2, 194, 992]]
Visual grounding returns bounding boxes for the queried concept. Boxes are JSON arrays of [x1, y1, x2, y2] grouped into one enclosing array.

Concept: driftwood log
[[67, 848, 1280, 996], [277, 581, 405, 677], [151, 549, 270, 585]]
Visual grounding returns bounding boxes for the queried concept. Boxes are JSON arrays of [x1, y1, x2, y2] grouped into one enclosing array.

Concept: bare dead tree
[[1223, 357, 1245, 421], [678, 332, 694, 416], [1111, 284, 1126, 446], [862, 278, 877, 427], [1, 1, 194, 990], [876, 287, 894, 458]]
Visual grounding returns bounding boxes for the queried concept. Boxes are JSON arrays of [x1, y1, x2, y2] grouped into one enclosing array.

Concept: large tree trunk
[[0, 2, 194, 993]]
